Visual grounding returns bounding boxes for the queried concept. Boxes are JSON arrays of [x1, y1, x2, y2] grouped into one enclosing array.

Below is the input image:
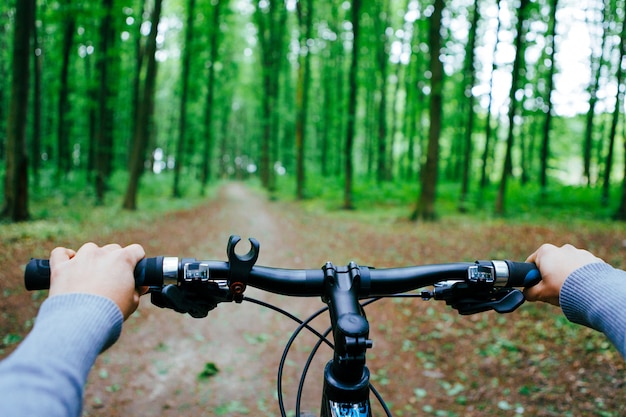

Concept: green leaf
[[198, 362, 220, 380]]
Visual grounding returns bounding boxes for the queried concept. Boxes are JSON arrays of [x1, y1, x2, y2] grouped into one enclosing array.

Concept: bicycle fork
[[320, 262, 373, 417]]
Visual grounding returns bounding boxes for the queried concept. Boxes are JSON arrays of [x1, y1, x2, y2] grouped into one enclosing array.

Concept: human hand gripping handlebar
[[23, 235, 541, 417]]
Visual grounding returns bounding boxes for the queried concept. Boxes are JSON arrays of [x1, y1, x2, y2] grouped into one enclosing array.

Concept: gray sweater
[[560, 262, 626, 356]]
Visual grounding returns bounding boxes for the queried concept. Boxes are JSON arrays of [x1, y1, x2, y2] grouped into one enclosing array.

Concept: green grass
[[0, 169, 217, 244], [273, 173, 623, 225], [2, 168, 624, 245]]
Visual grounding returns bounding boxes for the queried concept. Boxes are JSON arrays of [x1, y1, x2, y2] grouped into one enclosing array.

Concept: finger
[[123, 243, 146, 262], [101, 243, 123, 252], [49, 247, 76, 268]]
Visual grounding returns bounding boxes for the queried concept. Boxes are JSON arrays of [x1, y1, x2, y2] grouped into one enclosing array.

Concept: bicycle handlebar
[[24, 248, 541, 297], [22, 235, 543, 416]]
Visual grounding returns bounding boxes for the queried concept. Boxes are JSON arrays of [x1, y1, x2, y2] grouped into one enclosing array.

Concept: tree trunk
[[411, 0, 444, 221], [2, 0, 33, 221], [603, 6, 626, 207], [480, 0, 502, 189], [495, 0, 529, 216], [583, 0, 609, 186], [343, 0, 361, 210], [57, 0, 76, 179], [295, 0, 313, 200], [173, 0, 196, 198], [459, 0, 480, 212], [375, 4, 390, 183], [32, 3, 42, 184], [615, 132, 626, 220], [94, 0, 115, 205], [201, 0, 223, 190], [122, 0, 162, 210], [0, 7, 8, 163], [254, 0, 287, 190], [539, 0, 559, 192]]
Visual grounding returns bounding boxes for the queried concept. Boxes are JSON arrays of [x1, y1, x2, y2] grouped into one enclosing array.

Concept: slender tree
[[57, 0, 77, 179], [538, 0, 559, 192], [495, 0, 529, 216], [254, 0, 287, 190], [123, 0, 163, 210], [602, 3, 626, 206], [200, 0, 224, 190], [295, 0, 313, 200], [411, 0, 444, 221], [32, 1, 43, 184], [2, 0, 34, 221], [480, 0, 502, 189], [343, 0, 361, 210], [173, 0, 196, 198], [0, 7, 7, 162], [459, 0, 480, 211], [374, 1, 391, 183], [583, 0, 609, 186], [94, 0, 116, 205]]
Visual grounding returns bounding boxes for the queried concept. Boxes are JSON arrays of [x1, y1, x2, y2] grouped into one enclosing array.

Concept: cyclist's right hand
[[49, 242, 147, 319], [523, 243, 605, 306]]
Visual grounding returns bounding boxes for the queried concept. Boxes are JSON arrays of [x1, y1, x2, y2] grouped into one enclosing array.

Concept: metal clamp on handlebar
[[227, 235, 260, 303], [468, 261, 509, 286]]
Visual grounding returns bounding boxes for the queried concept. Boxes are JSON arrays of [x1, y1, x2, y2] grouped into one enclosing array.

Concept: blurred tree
[[583, 0, 609, 187], [172, 0, 196, 198], [201, 0, 225, 190], [602, 2, 626, 207], [56, 0, 76, 179], [539, 0, 559, 192], [295, 0, 313, 200], [254, 0, 287, 191], [32, 0, 43, 184], [94, 0, 116, 205], [2, 0, 34, 221], [495, 0, 529, 216], [344, 0, 361, 210], [412, 0, 444, 221], [459, 0, 480, 212], [123, 0, 162, 210], [480, 0, 502, 189]]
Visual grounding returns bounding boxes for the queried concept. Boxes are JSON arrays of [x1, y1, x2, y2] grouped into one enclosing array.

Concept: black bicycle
[[25, 235, 541, 417]]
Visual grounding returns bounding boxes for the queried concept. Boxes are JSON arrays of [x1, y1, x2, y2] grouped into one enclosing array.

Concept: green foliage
[[274, 172, 622, 224], [197, 362, 219, 380], [0, 169, 215, 243]]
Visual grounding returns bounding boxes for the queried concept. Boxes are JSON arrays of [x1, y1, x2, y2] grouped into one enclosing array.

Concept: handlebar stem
[[322, 262, 372, 392]]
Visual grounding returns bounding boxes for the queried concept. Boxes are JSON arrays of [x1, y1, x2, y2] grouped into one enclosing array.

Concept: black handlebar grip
[[134, 257, 165, 287], [24, 259, 52, 291], [24, 257, 165, 290], [505, 261, 541, 287]]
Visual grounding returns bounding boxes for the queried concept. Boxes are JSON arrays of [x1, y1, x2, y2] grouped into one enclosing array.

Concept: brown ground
[[1, 182, 625, 416]]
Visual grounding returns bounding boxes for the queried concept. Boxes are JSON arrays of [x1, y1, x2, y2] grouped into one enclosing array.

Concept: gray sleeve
[[0, 293, 124, 417], [560, 262, 626, 358]]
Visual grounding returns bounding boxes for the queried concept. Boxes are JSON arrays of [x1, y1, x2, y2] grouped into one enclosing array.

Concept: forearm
[[0, 293, 123, 416], [560, 262, 626, 358]]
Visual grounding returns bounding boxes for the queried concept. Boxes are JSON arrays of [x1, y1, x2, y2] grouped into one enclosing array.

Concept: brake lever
[[150, 280, 231, 318], [422, 281, 526, 315]]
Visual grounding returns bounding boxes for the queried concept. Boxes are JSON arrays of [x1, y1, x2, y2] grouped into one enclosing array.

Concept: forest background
[[4, 2, 626, 414], [3, 0, 626, 222]]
